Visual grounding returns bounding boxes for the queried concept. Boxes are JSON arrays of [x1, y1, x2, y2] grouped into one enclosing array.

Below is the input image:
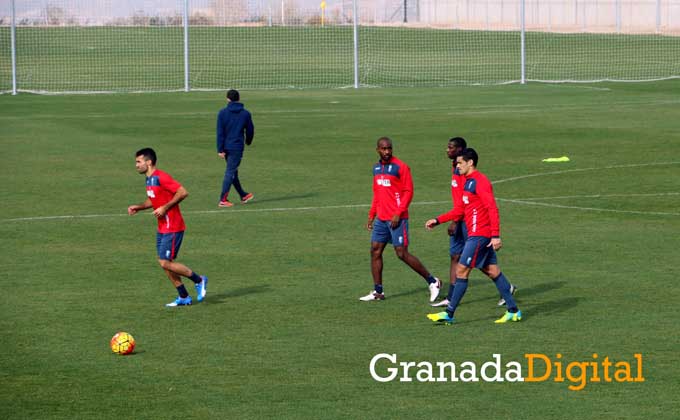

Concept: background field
[[1, 82, 680, 419], [2, 27, 679, 92]]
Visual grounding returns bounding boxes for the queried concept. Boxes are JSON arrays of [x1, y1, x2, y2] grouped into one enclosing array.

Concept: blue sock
[[446, 278, 468, 317], [176, 284, 189, 298], [189, 272, 202, 284], [375, 284, 383, 294], [446, 283, 455, 300], [425, 274, 437, 284], [493, 272, 518, 312]]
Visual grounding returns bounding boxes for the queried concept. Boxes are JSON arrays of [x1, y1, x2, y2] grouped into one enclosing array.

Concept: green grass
[[0, 26, 679, 92], [1, 82, 680, 419]]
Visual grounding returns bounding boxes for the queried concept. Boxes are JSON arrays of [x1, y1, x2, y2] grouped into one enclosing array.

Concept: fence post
[[656, 0, 661, 32], [11, 0, 17, 95], [353, 0, 359, 88], [183, 0, 190, 92], [520, 0, 526, 84]]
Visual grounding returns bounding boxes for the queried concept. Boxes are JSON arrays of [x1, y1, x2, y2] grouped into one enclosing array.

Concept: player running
[[128, 148, 208, 307]]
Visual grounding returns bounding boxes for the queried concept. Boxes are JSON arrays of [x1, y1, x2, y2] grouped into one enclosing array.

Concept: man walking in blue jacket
[[216, 89, 255, 207]]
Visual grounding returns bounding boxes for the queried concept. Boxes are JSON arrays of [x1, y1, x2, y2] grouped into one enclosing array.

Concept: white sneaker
[[497, 284, 517, 306], [428, 278, 441, 302], [431, 298, 449, 307], [359, 291, 385, 301]]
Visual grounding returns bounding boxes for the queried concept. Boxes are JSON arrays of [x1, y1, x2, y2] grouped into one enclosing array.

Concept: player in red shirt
[[428, 137, 516, 308], [128, 148, 208, 307], [425, 148, 522, 324], [360, 137, 441, 302]]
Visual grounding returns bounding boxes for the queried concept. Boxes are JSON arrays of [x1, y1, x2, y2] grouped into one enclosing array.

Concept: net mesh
[[0, 0, 678, 93]]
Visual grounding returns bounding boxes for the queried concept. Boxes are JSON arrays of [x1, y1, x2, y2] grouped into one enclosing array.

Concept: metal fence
[[2, 0, 679, 94]]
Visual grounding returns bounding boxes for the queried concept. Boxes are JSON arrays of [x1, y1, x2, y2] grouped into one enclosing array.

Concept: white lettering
[[369, 353, 399, 383], [436, 362, 458, 382], [505, 361, 525, 382], [416, 362, 435, 382], [459, 362, 479, 382], [369, 353, 526, 384], [400, 362, 417, 382], [481, 354, 504, 382]]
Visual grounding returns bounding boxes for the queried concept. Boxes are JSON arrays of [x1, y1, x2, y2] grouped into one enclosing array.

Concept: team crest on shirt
[[146, 189, 156, 198], [452, 179, 458, 187]]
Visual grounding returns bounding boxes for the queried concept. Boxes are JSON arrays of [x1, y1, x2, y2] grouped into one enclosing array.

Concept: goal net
[[1, 0, 679, 93]]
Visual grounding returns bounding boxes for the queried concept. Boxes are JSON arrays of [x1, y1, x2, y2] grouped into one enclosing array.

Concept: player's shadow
[[389, 287, 425, 299], [246, 193, 318, 205], [512, 280, 567, 298], [524, 296, 581, 317], [462, 280, 567, 306], [208, 285, 271, 303]]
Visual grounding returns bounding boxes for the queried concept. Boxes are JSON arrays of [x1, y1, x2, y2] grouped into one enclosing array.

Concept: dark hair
[[376, 136, 393, 147], [135, 147, 157, 165], [459, 147, 478, 167], [227, 89, 240, 102], [449, 136, 467, 149]]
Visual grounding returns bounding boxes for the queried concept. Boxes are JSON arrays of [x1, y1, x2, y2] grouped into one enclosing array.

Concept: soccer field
[[1, 82, 679, 419]]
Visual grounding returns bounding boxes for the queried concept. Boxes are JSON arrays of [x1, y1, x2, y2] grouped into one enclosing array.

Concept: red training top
[[145, 169, 186, 233], [440, 170, 500, 238], [435, 164, 466, 224], [369, 156, 413, 221]]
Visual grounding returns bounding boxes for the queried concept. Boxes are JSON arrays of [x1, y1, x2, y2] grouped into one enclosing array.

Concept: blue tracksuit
[[216, 102, 254, 152], [216, 101, 254, 201]]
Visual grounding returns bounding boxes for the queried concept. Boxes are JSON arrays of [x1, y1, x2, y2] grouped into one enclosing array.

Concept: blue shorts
[[449, 221, 468, 257], [371, 219, 409, 247], [459, 236, 497, 268], [156, 231, 184, 261]]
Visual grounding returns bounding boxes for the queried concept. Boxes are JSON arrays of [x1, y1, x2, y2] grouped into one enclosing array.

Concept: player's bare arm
[[128, 198, 152, 215], [153, 186, 189, 218]]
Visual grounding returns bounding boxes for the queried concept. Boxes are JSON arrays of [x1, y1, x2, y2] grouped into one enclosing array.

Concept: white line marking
[[508, 192, 680, 201], [492, 161, 680, 184], [499, 198, 680, 216], [2, 162, 678, 223]]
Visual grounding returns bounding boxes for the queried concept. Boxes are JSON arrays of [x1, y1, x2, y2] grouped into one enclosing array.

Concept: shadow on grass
[[513, 280, 567, 298], [208, 285, 271, 303], [243, 193, 318, 205], [460, 280, 568, 306], [524, 296, 581, 317], [388, 287, 425, 299]]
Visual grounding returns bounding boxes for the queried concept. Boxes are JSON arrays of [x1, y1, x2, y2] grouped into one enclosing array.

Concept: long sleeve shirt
[[368, 156, 414, 221]]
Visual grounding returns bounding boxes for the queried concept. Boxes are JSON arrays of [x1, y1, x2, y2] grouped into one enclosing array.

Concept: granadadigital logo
[[369, 353, 644, 391]]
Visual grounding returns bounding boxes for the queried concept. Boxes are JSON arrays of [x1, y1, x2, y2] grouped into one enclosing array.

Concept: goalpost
[[1, 0, 679, 93]]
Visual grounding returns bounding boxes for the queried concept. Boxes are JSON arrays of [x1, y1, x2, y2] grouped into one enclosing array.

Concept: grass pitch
[[1, 82, 680, 419]]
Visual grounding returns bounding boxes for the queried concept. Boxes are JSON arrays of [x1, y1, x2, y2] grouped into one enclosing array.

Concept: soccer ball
[[110, 332, 136, 355]]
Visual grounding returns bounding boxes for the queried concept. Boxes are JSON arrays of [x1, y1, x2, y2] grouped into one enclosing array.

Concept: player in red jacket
[[425, 148, 521, 324], [429, 137, 516, 308], [360, 137, 441, 302], [128, 148, 208, 307]]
